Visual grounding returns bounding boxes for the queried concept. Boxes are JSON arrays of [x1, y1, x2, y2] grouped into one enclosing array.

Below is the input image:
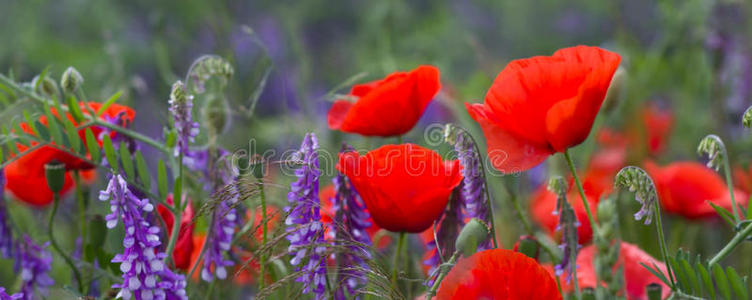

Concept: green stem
[[722, 154, 741, 221], [510, 193, 534, 235], [653, 197, 676, 287], [49, 193, 84, 293], [425, 250, 460, 299], [563, 150, 598, 235], [73, 171, 87, 244], [92, 120, 170, 154], [164, 152, 184, 266], [391, 232, 406, 288], [259, 182, 268, 291], [709, 222, 752, 265]]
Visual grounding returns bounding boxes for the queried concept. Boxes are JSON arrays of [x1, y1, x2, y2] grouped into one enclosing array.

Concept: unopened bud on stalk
[[44, 160, 66, 194], [455, 218, 489, 257], [32, 75, 59, 99], [60, 67, 84, 93]]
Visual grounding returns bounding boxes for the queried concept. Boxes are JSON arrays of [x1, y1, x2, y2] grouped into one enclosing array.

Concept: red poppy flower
[[327, 65, 441, 137], [641, 104, 673, 156], [336, 144, 462, 233], [645, 161, 748, 219], [551, 242, 670, 300], [4, 102, 135, 206], [157, 194, 195, 271], [466, 46, 621, 173], [436, 249, 562, 299], [530, 179, 601, 244], [319, 184, 391, 248]]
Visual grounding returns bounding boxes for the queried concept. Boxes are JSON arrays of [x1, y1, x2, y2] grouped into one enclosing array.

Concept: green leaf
[[164, 129, 177, 149], [102, 135, 118, 173], [713, 263, 732, 300], [172, 175, 181, 201], [62, 115, 81, 154], [726, 267, 748, 300], [710, 202, 736, 228], [680, 259, 701, 296], [96, 91, 122, 117], [697, 263, 715, 299], [119, 142, 134, 180], [34, 120, 49, 141], [23, 111, 39, 136], [157, 160, 167, 200], [134, 151, 150, 190], [43, 103, 63, 145], [641, 262, 672, 287], [84, 129, 100, 164], [2, 126, 19, 155], [66, 95, 84, 123], [669, 256, 691, 294]]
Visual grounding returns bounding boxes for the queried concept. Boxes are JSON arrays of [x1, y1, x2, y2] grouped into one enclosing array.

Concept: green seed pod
[[60, 66, 84, 93], [515, 236, 539, 260], [44, 160, 66, 194], [455, 218, 489, 257], [32, 75, 59, 99]]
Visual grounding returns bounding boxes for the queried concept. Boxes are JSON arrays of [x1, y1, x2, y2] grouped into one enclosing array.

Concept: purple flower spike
[[169, 81, 199, 157], [332, 144, 371, 300], [453, 130, 492, 250], [0, 287, 22, 300], [285, 133, 327, 299], [201, 193, 239, 282], [15, 235, 53, 300], [0, 171, 14, 259], [99, 175, 187, 300]]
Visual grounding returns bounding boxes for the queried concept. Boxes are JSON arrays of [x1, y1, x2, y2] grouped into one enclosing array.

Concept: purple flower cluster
[[453, 131, 491, 250], [168, 81, 199, 157], [551, 183, 580, 282], [99, 174, 187, 300], [0, 171, 14, 259], [201, 192, 239, 282], [285, 133, 327, 298], [0, 288, 21, 300], [15, 235, 53, 300], [331, 144, 371, 300]]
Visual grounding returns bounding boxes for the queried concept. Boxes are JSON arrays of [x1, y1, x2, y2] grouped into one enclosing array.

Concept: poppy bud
[[60, 67, 84, 93], [513, 235, 539, 260], [32, 75, 59, 99], [455, 218, 489, 257], [44, 160, 66, 194]]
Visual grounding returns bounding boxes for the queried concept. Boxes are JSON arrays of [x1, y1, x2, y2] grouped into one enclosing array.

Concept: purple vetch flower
[[0, 288, 22, 300], [451, 129, 491, 250], [168, 81, 199, 157], [285, 133, 327, 298], [99, 174, 187, 300], [14, 235, 53, 300], [200, 190, 239, 282], [549, 178, 580, 283], [0, 171, 14, 259], [331, 144, 371, 300]]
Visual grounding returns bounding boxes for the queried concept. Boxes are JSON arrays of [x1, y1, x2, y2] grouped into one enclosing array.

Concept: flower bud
[[32, 75, 59, 99], [512, 235, 539, 260], [60, 67, 84, 93], [455, 218, 489, 257], [44, 160, 66, 194]]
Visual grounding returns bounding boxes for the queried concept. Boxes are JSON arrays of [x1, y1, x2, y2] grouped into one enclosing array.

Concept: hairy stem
[[391, 232, 407, 288], [563, 150, 598, 236], [164, 152, 184, 266], [709, 222, 752, 266], [653, 201, 676, 287], [49, 193, 84, 293], [721, 154, 741, 221], [425, 250, 460, 299]]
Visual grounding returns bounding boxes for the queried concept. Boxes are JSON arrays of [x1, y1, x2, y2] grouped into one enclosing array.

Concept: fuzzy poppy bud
[[454, 218, 489, 257], [60, 67, 84, 93], [32, 75, 59, 99], [44, 160, 66, 194]]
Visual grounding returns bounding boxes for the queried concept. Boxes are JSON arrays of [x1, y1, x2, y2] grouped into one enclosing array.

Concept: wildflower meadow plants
[[5, 2, 752, 299]]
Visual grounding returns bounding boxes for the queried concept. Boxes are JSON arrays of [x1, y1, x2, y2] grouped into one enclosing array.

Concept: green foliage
[[654, 250, 752, 300]]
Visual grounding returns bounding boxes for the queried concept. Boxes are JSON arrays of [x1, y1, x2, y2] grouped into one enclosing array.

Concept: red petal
[[466, 103, 552, 173]]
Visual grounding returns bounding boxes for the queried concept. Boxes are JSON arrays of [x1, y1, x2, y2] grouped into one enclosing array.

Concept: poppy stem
[[709, 222, 752, 266], [425, 250, 460, 299], [391, 232, 407, 288], [48, 192, 85, 294], [652, 199, 676, 288], [563, 150, 598, 235], [721, 153, 741, 221], [164, 152, 184, 267]]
